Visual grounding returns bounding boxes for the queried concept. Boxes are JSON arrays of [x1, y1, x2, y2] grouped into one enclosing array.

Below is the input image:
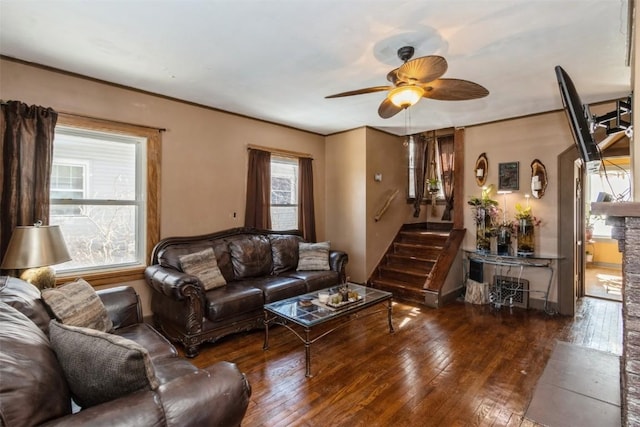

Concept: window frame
[[54, 113, 160, 286]]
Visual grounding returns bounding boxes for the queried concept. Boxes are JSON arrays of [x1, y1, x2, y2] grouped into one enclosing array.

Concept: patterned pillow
[[297, 241, 331, 271], [179, 247, 227, 290], [41, 278, 113, 332], [49, 321, 159, 408]]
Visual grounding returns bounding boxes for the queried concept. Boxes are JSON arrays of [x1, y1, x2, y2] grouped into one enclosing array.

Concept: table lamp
[[1, 221, 72, 289]]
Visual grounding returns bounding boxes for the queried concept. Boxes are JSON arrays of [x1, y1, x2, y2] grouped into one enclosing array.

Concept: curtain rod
[[247, 144, 313, 159]]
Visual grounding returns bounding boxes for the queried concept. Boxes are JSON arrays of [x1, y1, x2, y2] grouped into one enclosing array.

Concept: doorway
[[557, 140, 630, 315], [583, 156, 629, 302]]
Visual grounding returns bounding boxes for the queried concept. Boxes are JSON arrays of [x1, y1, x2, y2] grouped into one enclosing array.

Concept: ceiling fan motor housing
[[397, 46, 415, 62]]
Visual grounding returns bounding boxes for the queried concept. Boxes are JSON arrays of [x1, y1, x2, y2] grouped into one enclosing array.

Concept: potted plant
[[514, 203, 542, 257], [585, 250, 594, 263], [428, 178, 440, 194], [468, 185, 499, 253], [585, 214, 602, 241]]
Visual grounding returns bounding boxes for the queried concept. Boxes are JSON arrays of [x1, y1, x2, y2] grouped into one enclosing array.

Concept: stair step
[[377, 265, 428, 285], [393, 242, 442, 259], [386, 254, 435, 271], [398, 231, 449, 246], [370, 278, 431, 305], [402, 222, 453, 232]]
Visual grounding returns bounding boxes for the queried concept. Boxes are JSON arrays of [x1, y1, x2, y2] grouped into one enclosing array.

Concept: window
[[407, 136, 444, 200], [270, 156, 298, 230], [51, 114, 160, 285], [50, 162, 86, 215]]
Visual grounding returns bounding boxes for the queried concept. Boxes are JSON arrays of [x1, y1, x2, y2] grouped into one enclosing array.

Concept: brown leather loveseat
[[145, 227, 348, 357], [0, 276, 251, 427]]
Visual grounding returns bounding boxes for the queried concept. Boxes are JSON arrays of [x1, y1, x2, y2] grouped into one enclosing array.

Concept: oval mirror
[[531, 159, 547, 199]]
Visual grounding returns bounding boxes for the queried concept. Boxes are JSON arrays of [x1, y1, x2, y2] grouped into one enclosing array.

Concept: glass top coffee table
[[263, 283, 393, 377]]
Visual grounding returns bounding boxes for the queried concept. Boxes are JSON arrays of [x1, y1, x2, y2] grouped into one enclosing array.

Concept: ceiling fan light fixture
[[389, 85, 425, 108]]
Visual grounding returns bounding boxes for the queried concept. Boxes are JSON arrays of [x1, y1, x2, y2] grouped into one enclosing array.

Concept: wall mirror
[[474, 153, 488, 186], [531, 159, 548, 199]]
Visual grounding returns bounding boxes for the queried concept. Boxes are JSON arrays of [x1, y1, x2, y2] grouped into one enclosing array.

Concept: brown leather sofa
[[145, 227, 348, 357], [0, 276, 251, 427]]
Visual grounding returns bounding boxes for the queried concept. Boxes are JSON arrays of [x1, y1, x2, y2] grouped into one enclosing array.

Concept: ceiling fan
[[326, 46, 489, 119]]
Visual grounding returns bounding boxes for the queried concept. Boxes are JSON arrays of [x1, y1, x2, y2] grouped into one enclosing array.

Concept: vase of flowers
[[496, 222, 514, 256], [468, 186, 499, 253], [514, 202, 540, 257]]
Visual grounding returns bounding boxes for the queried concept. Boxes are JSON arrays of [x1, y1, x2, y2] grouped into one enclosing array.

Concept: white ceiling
[[0, 0, 633, 136]]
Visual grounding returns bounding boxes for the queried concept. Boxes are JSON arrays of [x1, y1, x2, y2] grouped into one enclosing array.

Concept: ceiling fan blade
[[325, 86, 392, 98], [378, 98, 404, 119], [396, 55, 448, 84], [422, 78, 489, 100]]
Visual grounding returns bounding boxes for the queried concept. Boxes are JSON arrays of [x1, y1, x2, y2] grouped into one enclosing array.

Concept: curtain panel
[[298, 157, 316, 242], [412, 133, 428, 217], [438, 135, 455, 221], [1, 101, 58, 263], [244, 148, 272, 229]]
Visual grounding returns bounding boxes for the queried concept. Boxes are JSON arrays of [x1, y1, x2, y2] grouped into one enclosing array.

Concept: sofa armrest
[[157, 361, 251, 427], [40, 362, 251, 427], [97, 286, 142, 330], [144, 265, 203, 301], [329, 250, 349, 282]]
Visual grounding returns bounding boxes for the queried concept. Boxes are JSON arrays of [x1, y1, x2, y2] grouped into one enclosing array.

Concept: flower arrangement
[[514, 202, 542, 226], [468, 186, 499, 225], [468, 185, 500, 252], [514, 200, 541, 256]]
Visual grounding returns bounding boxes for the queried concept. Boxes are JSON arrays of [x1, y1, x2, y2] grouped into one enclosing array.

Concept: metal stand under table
[[463, 249, 562, 314]]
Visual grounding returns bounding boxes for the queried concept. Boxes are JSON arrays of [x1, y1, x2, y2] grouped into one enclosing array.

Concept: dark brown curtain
[[244, 148, 271, 229], [1, 101, 58, 263], [412, 133, 428, 217], [298, 157, 316, 242], [438, 135, 455, 221]]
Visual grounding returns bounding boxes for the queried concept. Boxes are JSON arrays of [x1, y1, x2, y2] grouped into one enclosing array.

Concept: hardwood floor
[[186, 297, 622, 427], [585, 265, 623, 302]]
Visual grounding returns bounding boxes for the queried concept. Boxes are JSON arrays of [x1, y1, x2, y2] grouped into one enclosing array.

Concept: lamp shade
[[1, 225, 71, 269], [389, 85, 425, 108]]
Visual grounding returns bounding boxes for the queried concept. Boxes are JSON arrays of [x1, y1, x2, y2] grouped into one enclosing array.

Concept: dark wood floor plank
[[183, 296, 622, 426]]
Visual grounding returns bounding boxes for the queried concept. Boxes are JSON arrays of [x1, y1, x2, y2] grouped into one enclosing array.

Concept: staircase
[[369, 222, 465, 307]]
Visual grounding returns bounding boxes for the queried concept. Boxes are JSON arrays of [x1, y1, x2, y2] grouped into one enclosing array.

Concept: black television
[[555, 65, 602, 173]]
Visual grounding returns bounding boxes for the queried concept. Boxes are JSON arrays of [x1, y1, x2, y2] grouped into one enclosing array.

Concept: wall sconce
[[475, 153, 488, 186], [530, 159, 548, 199], [1, 221, 72, 289]]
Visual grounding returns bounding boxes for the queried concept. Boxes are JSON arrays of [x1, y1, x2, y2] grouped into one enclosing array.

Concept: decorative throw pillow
[[270, 234, 303, 275], [41, 278, 113, 332], [49, 320, 160, 408], [297, 241, 331, 271], [179, 247, 227, 290]]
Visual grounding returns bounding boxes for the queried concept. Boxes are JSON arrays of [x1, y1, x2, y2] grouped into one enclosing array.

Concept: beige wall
[[365, 128, 409, 277], [0, 58, 328, 313], [325, 128, 367, 282], [3, 54, 635, 310], [464, 111, 572, 302]]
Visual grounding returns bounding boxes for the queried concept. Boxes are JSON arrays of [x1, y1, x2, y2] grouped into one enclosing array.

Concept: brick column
[[592, 202, 640, 426]]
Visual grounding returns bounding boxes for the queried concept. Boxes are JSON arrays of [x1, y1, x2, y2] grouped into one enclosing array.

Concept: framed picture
[[498, 162, 519, 190]]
